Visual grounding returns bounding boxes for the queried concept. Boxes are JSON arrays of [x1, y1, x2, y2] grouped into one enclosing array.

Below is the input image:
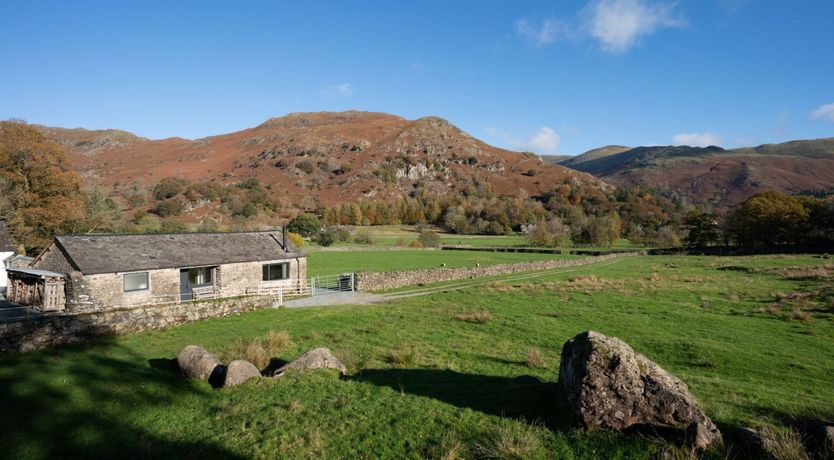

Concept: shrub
[[428, 433, 468, 460], [475, 419, 545, 459], [418, 229, 441, 248], [265, 330, 294, 355], [238, 202, 257, 218], [152, 177, 190, 200], [525, 347, 547, 369], [792, 306, 812, 322], [159, 219, 188, 233], [287, 214, 321, 237], [287, 232, 305, 247], [296, 160, 314, 174], [315, 227, 337, 247], [388, 346, 418, 367], [353, 228, 373, 244], [152, 198, 184, 217], [333, 226, 352, 243], [456, 310, 492, 324], [756, 424, 810, 460], [244, 340, 270, 371]]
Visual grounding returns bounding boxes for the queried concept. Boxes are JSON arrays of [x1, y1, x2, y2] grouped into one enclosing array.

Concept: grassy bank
[[1, 254, 832, 459]]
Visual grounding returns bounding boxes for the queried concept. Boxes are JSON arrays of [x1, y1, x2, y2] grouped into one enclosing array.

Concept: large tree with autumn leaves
[[0, 120, 85, 254]]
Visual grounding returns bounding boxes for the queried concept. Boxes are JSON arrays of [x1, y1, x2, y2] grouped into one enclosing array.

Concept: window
[[262, 262, 290, 281], [124, 272, 149, 292], [188, 267, 213, 286]]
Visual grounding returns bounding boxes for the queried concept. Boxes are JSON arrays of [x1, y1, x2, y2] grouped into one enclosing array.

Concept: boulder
[[177, 345, 222, 381], [223, 360, 262, 387], [273, 347, 347, 377], [558, 331, 722, 449]]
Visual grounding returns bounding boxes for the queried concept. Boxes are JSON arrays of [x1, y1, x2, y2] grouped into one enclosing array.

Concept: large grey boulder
[[223, 360, 262, 387], [177, 345, 222, 381], [273, 347, 347, 377], [559, 331, 722, 449]]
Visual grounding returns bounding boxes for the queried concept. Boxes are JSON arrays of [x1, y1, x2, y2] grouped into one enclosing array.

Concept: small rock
[[558, 331, 722, 449], [273, 347, 347, 377], [224, 360, 262, 387], [177, 345, 222, 381]]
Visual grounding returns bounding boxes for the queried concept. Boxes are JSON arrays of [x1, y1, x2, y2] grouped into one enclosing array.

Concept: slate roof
[[7, 267, 66, 278], [0, 221, 17, 252], [52, 231, 304, 275]]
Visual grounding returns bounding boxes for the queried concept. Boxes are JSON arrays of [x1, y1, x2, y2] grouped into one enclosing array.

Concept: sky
[[1, 0, 833, 155]]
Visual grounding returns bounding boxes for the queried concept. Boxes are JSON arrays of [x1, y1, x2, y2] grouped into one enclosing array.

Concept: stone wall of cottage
[[0, 295, 275, 353], [69, 269, 181, 313], [354, 252, 637, 292], [32, 243, 76, 274], [34, 256, 308, 314], [219, 257, 307, 295]]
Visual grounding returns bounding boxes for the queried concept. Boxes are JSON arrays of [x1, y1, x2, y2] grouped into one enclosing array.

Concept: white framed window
[[124, 272, 149, 292], [262, 262, 290, 281]]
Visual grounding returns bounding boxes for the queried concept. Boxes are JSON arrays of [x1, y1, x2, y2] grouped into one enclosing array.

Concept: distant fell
[[563, 138, 834, 208]]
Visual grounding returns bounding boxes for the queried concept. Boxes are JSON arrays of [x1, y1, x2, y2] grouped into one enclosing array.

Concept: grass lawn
[[1, 254, 832, 459], [306, 249, 580, 277]]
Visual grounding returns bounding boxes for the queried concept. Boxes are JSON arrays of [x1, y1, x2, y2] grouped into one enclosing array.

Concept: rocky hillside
[[561, 139, 834, 208], [43, 111, 604, 206]]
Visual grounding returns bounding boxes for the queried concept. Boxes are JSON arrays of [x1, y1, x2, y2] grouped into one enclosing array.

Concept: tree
[[418, 229, 441, 248], [0, 121, 85, 253], [584, 213, 621, 247], [682, 211, 720, 247], [82, 188, 121, 233], [729, 191, 809, 247], [527, 218, 571, 247], [287, 214, 321, 237]]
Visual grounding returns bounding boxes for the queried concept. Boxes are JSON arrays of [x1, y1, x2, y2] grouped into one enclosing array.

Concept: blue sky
[[1, 1, 832, 154]]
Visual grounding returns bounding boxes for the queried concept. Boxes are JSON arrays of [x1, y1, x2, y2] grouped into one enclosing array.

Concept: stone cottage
[[29, 230, 306, 312]]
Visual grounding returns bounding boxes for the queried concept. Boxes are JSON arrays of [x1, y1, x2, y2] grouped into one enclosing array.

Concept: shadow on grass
[[0, 339, 244, 459], [350, 368, 571, 431]]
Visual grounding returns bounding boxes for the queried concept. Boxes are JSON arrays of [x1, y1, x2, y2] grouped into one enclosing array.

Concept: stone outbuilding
[[28, 230, 306, 313]]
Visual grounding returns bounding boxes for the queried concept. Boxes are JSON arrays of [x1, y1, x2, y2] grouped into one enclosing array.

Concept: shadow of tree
[[0, 338, 244, 459], [350, 368, 571, 431]]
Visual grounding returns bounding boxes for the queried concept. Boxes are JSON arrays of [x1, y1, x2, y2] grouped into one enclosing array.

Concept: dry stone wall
[[0, 295, 273, 353], [354, 252, 637, 292]]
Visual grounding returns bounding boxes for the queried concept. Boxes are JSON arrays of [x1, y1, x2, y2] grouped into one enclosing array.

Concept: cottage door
[[179, 269, 192, 301]]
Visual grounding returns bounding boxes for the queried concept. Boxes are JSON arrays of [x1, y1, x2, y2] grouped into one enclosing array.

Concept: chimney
[[282, 225, 288, 249]]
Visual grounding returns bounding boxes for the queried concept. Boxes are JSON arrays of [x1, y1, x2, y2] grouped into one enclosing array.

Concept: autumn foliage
[[0, 121, 85, 253]]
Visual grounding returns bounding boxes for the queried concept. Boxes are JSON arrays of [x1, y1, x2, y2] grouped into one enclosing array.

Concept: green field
[[1, 254, 833, 459], [306, 249, 580, 277], [303, 225, 638, 250]]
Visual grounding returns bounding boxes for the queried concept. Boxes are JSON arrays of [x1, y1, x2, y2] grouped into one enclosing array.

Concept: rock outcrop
[[223, 360, 262, 387], [177, 345, 222, 381], [273, 347, 347, 377], [558, 331, 722, 449]]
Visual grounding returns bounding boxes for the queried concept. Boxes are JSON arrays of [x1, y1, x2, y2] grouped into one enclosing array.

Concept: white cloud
[[516, 0, 683, 53], [322, 83, 353, 97], [810, 103, 834, 122], [485, 126, 562, 154], [673, 132, 723, 147], [515, 18, 571, 46], [584, 0, 684, 53], [521, 127, 562, 153]]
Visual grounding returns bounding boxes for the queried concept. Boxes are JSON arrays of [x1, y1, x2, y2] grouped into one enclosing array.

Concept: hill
[[559, 145, 631, 168], [42, 111, 604, 208], [563, 139, 834, 208]]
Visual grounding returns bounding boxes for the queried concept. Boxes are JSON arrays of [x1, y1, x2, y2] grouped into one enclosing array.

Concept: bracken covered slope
[[42, 111, 604, 206], [562, 139, 834, 208]]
